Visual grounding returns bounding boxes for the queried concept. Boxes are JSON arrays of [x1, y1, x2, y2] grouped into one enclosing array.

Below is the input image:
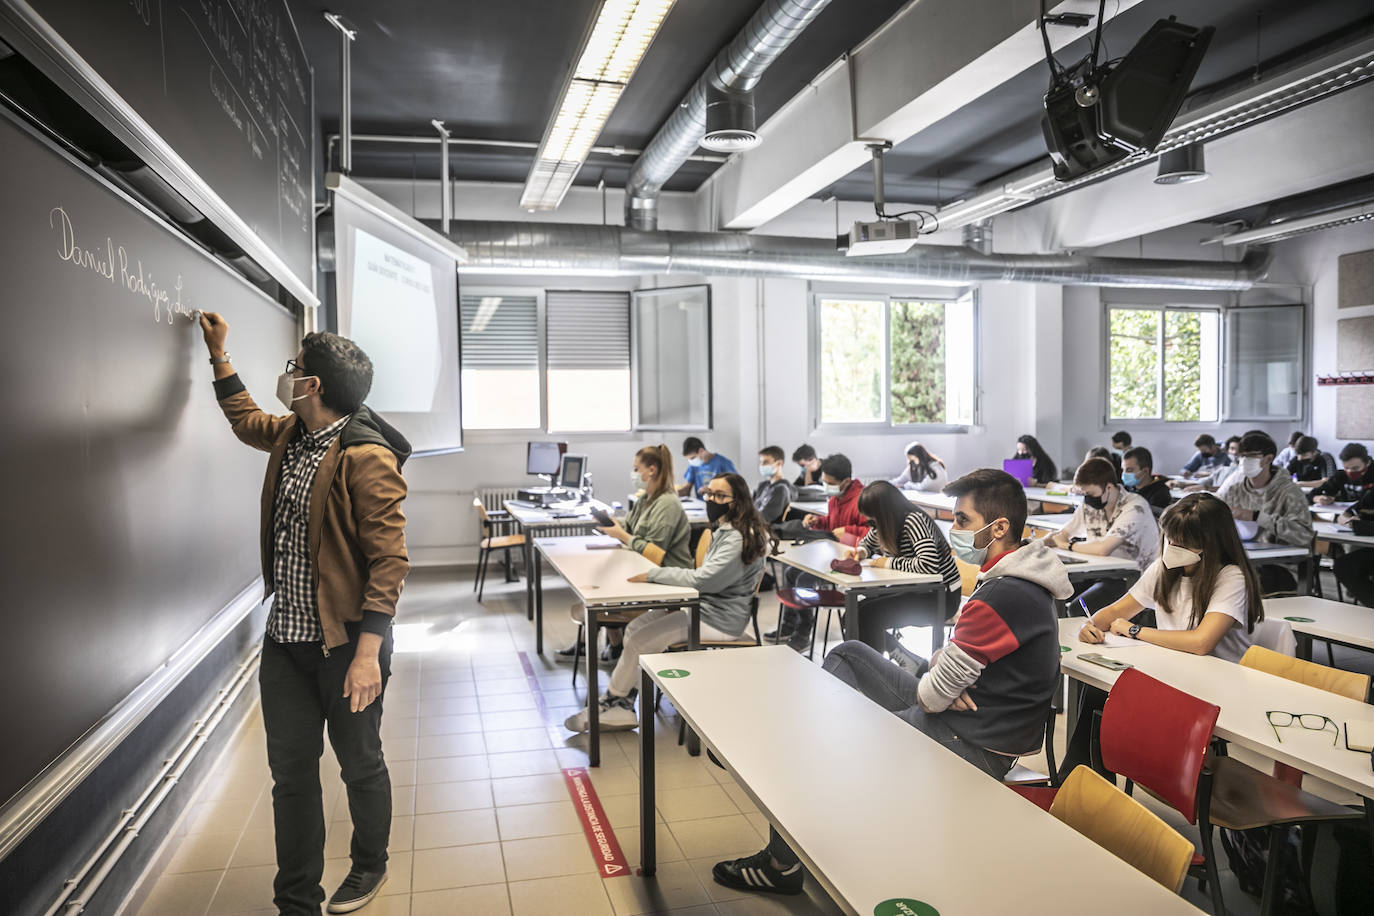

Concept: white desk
[[1024, 485, 1084, 509], [791, 499, 828, 516], [637, 646, 1204, 915], [505, 498, 614, 645], [1313, 520, 1374, 550], [902, 490, 957, 515], [1026, 513, 1070, 532], [770, 539, 950, 649], [1266, 596, 1374, 659], [930, 519, 1139, 590], [1311, 501, 1356, 521], [535, 535, 698, 767], [1057, 618, 1374, 803]]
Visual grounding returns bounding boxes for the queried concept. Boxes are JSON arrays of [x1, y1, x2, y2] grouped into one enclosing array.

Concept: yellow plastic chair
[[1050, 766, 1195, 894], [1239, 645, 1370, 702]]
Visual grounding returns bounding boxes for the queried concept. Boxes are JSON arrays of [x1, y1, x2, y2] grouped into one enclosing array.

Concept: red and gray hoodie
[[916, 539, 1073, 755]]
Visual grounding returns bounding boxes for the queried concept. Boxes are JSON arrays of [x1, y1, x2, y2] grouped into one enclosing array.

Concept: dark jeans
[[1335, 548, 1374, 607], [1069, 577, 1131, 614], [766, 640, 1013, 867], [849, 587, 960, 653], [1056, 682, 1109, 783], [260, 627, 393, 916]]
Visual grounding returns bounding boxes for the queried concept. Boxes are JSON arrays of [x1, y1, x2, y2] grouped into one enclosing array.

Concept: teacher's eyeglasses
[[1266, 710, 1338, 745]]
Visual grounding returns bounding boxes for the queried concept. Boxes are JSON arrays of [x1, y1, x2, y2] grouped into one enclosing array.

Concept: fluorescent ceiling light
[[1209, 201, 1374, 245], [520, 0, 676, 211]]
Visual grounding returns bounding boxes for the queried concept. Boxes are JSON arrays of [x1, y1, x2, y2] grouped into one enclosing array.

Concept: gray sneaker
[[889, 641, 929, 679], [327, 868, 387, 913]]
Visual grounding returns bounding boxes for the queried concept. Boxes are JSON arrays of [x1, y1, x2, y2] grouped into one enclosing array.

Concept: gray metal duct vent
[[702, 86, 758, 152]]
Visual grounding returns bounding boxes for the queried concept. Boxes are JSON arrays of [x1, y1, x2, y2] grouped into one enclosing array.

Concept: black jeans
[[1334, 548, 1374, 607], [766, 640, 1013, 866], [848, 587, 961, 653], [259, 627, 393, 916]]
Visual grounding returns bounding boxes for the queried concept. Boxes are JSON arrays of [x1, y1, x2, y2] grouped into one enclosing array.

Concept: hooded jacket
[[809, 477, 870, 541], [214, 374, 411, 649], [917, 539, 1073, 755]]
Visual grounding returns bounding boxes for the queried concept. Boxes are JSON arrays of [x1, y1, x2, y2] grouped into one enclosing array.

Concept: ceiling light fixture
[[1208, 201, 1374, 245], [520, 0, 676, 211], [1154, 143, 1208, 185]]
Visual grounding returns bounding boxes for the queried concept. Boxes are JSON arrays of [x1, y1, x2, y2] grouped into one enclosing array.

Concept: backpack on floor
[[1219, 826, 1315, 914]]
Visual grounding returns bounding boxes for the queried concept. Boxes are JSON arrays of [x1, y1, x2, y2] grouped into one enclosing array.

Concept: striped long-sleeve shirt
[[858, 510, 961, 593]]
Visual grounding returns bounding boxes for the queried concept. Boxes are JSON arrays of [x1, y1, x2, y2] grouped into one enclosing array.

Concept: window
[[1106, 303, 1303, 423], [545, 290, 631, 432], [633, 285, 712, 429], [459, 294, 540, 430], [813, 293, 977, 429], [1226, 305, 1304, 420], [1108, 307, 1221, 422]]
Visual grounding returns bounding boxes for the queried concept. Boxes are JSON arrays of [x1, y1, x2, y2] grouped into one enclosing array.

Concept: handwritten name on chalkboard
[[50, 206, 197, 325]]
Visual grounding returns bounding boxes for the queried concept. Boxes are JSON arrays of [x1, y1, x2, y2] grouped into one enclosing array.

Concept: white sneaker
[[563, 695, 638, 733]]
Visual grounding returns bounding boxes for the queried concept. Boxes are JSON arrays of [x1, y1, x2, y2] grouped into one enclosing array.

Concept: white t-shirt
[[1128, 560, 1253, 663], [1061, 491, 1160, 571]]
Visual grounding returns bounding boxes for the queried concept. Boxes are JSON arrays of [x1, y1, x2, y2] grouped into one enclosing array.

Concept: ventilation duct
[[1154, 144, 1207, 185], [447, 220, 1270, 290], [702, 85, 758, 152], [624, 0, 833, 230]]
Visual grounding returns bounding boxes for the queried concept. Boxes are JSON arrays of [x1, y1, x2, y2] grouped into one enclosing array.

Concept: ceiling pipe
[[446, 220, 1270, 290], [321, 132, 728, 172], [432, 119, 451, 234], [934, 29, 1374, 230], [323, 12, 356, 173], [624, 0, 834, 231]]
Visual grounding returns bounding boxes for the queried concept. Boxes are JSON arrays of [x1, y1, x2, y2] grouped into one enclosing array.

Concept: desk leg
[[1296, 633, 1313, 662], [639, 667, 656, 877], [933, 585, 946, 652], [534, 549, 544, 655], [685, 602, 701, 757], [523, 531, 534, 622], [587, 610, 601, 767]]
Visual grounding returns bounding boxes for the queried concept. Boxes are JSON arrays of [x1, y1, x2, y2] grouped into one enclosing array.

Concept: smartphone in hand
[[590, 507, 614, 527]]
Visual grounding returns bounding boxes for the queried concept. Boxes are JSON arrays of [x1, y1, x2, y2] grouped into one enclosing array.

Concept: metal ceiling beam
[[701, 0, 1145, 231]]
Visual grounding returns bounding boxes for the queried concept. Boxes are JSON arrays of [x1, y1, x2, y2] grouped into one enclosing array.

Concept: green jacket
[[624, 490, 692, 568]]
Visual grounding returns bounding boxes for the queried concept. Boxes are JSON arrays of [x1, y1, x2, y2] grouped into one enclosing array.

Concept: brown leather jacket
[[216, 376, 410, 649]]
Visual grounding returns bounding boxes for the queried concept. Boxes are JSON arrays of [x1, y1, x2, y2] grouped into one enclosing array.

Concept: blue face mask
[[759, 463, 776, 479], [1122, 471, 1140, 488], [947, 521, 996, 566]]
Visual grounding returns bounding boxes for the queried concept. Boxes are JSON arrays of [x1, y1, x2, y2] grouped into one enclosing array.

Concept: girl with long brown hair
[[1079, 492, 1263, 661]]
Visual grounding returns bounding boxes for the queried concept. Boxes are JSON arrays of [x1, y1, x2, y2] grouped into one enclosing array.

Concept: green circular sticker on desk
[[1060, 644, 1071, 653], [1284, 616, 1316, 623], [657, 668, 691, 679], [874, 900, 939, 916]]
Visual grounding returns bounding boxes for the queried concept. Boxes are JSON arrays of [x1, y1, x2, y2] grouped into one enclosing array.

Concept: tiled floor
[[133, 564, 1366, 915]]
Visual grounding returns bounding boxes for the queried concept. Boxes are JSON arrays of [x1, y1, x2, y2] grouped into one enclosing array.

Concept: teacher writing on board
[[199, 312, 411, 915]]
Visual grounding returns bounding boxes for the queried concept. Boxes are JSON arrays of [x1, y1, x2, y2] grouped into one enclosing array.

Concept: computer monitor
[[526, 441, 565, 477], [559, 454, 588, 490]]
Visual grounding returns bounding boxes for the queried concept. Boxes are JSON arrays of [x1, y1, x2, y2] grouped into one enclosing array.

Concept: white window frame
[[460, 284, 708, 443], [808, 289, 980, 435], [1101, 301, 1307, 428]]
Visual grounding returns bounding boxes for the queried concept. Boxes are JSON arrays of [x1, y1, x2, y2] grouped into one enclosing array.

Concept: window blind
[[459, 294, 538, 369], [545, 290, 630, 370]]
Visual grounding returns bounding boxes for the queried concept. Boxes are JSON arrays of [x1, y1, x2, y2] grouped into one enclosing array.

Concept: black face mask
[[705, 500, 730, 523], [1083, 490, 1108, 511]]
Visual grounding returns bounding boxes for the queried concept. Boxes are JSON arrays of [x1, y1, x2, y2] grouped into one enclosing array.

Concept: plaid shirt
[[266, 414, 350, 643]]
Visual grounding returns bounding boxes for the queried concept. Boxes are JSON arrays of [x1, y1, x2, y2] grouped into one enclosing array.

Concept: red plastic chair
[[1012, 668, 1225, 912]]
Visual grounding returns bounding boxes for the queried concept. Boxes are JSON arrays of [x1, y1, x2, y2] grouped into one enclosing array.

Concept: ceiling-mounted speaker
[[1098, 18, 1214, 154], [701, 85, 758, 152]]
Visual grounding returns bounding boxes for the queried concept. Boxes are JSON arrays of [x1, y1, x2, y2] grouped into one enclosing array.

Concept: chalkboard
[[0, 111, 297, 808], [11, 0, 313, 293]]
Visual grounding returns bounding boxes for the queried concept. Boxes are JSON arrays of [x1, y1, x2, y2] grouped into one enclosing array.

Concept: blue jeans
[[766, 640, 1013, 866]]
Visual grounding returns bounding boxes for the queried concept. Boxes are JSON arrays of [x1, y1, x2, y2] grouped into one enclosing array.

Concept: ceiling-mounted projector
[[842, 220, 923, 256]]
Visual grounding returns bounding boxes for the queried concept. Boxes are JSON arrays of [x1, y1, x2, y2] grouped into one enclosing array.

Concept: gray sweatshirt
[[624, 490, 692, 568], [644, 523, 764, 636], [1217, 467, 1314, 547]]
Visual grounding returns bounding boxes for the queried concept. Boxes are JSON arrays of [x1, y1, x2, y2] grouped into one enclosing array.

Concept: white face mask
[[687, 456, 704, 468], [1241, 456, 1265, 479], [759, 463, 776, 479], [1162, 541, 1202, 569], [276, 371, 318, 410], [947, 520, 997, 566], [630, 470, 646, 492]]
